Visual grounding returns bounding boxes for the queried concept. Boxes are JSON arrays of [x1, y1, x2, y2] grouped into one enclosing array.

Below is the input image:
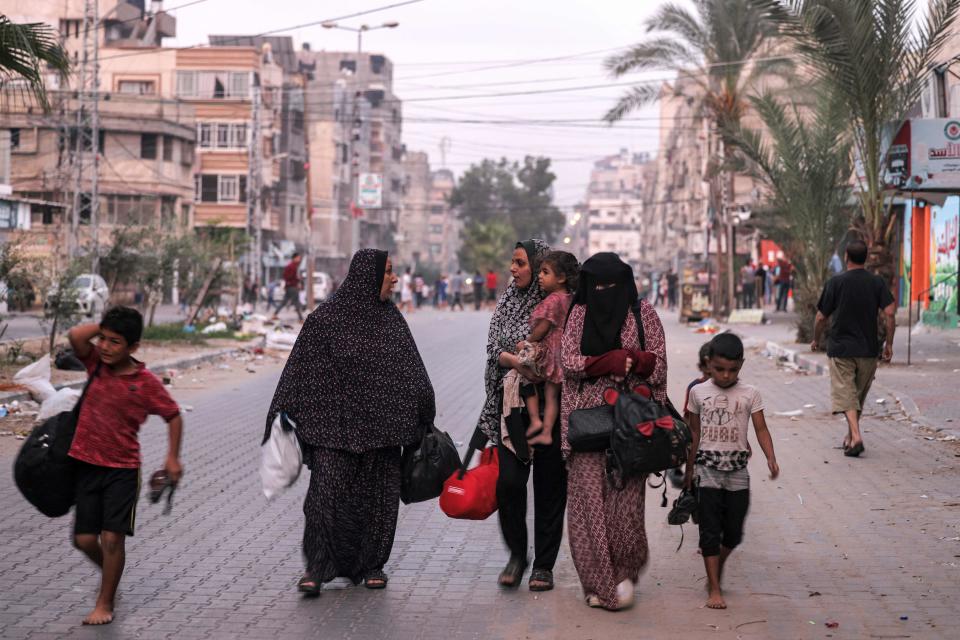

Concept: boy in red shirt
[[68, 306, 183, 625]]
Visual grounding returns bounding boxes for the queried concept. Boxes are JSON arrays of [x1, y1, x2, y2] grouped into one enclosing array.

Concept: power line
[[96, 0, 427, 63]]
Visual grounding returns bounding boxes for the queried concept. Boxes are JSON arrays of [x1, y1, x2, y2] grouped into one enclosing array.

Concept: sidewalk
[[725, 308, 960, 435]]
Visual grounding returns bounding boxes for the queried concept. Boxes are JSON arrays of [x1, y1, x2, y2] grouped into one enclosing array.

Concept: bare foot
[[705, 589, 727, 609], [82, 605, 114, 625]]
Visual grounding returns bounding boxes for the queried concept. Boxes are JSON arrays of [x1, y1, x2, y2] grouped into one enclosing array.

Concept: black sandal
[[844, 441, 865, 457], [297, 574, 320, 596], [528, 568, 554, 592], [364, 570, 388, 589], [498, 556, 527, 588]]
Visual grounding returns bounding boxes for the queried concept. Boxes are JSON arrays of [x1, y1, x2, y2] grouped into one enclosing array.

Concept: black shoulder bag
[[567, 302, 646, 453], [14, 363, 100, 518]]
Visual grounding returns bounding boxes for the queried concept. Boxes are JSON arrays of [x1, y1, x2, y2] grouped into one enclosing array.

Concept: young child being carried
[[684, 333, 779, 611], [67, 307, 184, 625], [517, 251, 579, 447]]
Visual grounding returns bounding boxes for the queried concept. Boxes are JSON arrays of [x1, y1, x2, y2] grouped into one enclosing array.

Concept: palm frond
[[604, 39, 698, 76], [0, 15, 69, 110], [603, 85, 660, 123]]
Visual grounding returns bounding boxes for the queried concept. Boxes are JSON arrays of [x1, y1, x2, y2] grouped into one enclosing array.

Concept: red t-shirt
[[485, 272, 498, 290], [68, 347, 181, 469], [283, 261, 301, 289]]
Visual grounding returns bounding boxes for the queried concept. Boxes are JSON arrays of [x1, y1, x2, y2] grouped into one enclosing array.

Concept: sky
[[167, 0, 678, 208]]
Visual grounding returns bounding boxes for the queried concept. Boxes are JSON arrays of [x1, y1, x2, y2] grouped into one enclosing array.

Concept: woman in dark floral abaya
[[265, 249, 436, 594]]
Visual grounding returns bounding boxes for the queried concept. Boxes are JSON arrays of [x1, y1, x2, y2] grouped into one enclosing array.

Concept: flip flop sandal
[[843, 442, 865, 457], [528, 568, 554, 592], [363, 570, 388, 589], [498, 556, 528, 588], [297, 574, 321, 595]]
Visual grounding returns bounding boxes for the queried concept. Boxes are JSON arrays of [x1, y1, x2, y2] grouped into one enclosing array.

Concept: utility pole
[[70, 0, 101, 272], [247, 78, 263, 290], [303, 77, 316, 309], [350, 30, 364, 259]]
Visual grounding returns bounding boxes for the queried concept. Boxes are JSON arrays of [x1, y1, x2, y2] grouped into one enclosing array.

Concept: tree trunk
[[48, 314, 58, 354]]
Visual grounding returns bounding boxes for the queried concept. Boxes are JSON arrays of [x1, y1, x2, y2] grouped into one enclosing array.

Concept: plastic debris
[[809, 591, 821, 597], [803, 403, 816, 408], [202, 321, 228, 334], [825, 621, 839, 629], [900, 616, 909, 621], [797, 494, 803, 505], [13, 357, 56, 402], [774, 409, 803, 417], [875, 398, 886, 404]]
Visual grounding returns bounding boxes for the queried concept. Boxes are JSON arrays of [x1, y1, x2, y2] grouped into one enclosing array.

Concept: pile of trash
[[692, 318, 721, 334], [12, 357, 81, 422]]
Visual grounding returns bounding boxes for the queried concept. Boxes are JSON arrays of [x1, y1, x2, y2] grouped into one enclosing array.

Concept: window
[[200, 175, 218, 202], [289, 204, 296, 225], [371, 55, 386, 74], [9, 128, 19, 150], [198, 122, 248, 149], [141, 134, 157, 159], [230, 123, 248, 148], [176, 71, 197, 98], [292, 110, 304, 133], [162, 135, 173, 161], [430, 224, 443, 234], [198, 123, 213, 148], [219, 175, 239, 203], [0, 201, 16, 229], [118, 80, 156, 95], [176, 71, 250, 99]]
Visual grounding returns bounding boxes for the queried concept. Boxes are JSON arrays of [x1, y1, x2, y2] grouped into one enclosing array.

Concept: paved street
[[1, 309, 959, 639]]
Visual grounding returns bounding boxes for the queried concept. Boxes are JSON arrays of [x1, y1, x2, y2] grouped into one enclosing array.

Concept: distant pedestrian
[[449, 270, 465, 311], [66, 308, 184, 625], [437, 276, 448, 308], [740, 262, 756, 309], [812, 240, 895, 457], [485, 269, 499, 310], [473, 270, 484, 310], [685, 333, 779, 610], [266, 250, 435, 593], [774, 258, 792, 312], [273, 253, 304, 322], [656, 272, 668, 307], [667, 270, 679, 310], [400, 267, 413, 313], [764, 267, 774, 306], [414, 274, 425, 308], [753, 263, 767, 309]]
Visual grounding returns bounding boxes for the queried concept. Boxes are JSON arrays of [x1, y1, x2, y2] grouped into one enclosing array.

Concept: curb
[[0, 345, 251, 405], [762, 340, 827, 376], [761, 338, 960, 441]]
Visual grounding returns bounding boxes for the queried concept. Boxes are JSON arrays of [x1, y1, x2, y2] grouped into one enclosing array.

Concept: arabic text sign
[[911, 119, 960, 190], [357, 173, 383, 209]]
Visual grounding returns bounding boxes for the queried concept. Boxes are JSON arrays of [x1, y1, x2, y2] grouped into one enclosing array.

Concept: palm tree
[[724, 86, 852, 340], [755, 0, 960, 286], [603, 0, 791, 313], [0, 15, 70, 110]]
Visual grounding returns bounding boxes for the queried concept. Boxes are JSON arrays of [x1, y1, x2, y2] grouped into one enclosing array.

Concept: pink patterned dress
[[560, 300, 668, 609], [529, 291, 574, 384]]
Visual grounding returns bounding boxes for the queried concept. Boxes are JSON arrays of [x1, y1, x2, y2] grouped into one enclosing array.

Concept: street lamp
[[321, 20, 399, 259]]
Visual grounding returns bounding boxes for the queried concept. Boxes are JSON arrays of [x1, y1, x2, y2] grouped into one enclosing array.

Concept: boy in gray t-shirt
[[684, 333, 780, 611]]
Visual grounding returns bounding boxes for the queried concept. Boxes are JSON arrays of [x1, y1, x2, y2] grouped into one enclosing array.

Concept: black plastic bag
[[400, 424, 460, 504]]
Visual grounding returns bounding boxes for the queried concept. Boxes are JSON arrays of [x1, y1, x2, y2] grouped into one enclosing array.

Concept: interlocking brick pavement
[[1, 308, 958, 639]]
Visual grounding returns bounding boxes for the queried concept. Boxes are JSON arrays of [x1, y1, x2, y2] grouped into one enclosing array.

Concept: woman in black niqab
[[575, 252, 638, 356], [265, 248, 436, 592]]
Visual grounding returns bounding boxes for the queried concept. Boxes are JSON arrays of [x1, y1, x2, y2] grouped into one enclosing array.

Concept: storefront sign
[[357, 173, 382, 209], [904, 119, 960, 190]]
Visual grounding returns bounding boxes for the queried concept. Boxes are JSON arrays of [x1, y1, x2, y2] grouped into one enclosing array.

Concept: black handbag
[[14, 363, 100, 518], [567, 302, 646, 453], [400, 424, 461, 505]]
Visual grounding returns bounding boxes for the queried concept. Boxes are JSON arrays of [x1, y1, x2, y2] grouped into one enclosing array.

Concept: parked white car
[[297, 271, 333, 306], [44, 274, 110, 318]]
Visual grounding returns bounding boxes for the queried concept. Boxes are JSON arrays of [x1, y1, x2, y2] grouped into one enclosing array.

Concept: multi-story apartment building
[[585, 150, 656, 273], [299, 47, 404, 277], [1, 0, 194, 259], [426, 168, 460, 274], [396, 150, 430, 269]]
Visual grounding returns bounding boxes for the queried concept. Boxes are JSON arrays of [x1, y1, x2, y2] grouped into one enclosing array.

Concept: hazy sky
[[169, 0, 676, 207]]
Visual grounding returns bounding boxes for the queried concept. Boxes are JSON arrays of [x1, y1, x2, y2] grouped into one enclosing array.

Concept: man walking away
[[485, 269, 499, 310], [740, 262, 756, 309], [812, 240, 895, 458], [450, 270, 465, 311], [273, 253, 304, 322], [754, 263, 766, 309]]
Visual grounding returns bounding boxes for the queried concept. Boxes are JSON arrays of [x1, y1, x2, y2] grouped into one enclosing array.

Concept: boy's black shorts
[[697, 486, 749, 557], [74, 461, 140, 537]]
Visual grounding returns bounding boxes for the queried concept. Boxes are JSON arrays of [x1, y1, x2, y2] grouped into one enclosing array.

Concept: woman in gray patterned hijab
[[473, 239, 567, 592]]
